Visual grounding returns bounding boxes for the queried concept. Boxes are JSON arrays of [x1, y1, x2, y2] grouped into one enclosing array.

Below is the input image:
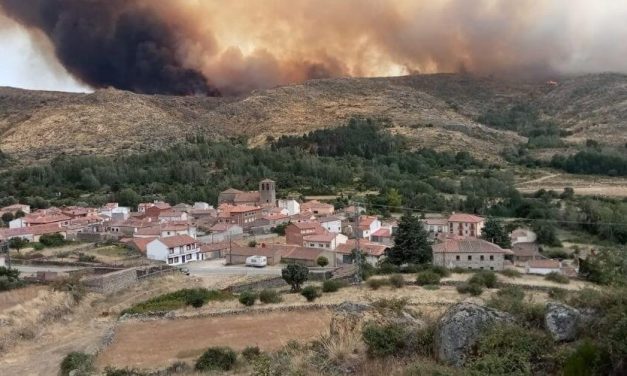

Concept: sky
[[0, 0, 626, 94]]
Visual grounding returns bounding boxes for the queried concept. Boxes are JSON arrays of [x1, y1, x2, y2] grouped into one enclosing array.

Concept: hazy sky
[[1, 0, 626, 93]]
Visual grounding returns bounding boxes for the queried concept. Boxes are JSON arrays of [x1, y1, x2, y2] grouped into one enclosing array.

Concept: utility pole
[[354, 201, 364, 284]]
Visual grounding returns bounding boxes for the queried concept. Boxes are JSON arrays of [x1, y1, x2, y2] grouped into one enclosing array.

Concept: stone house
[[511, 242, 540, 265], [285, 221, 325, 245], [447, 213, 484, 238], [301, 200, 335, 216], [432, 238, 511, 271], [217, 204, 262, 229]]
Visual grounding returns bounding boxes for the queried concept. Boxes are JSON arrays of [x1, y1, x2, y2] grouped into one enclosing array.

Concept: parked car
[[245, 255, 268, 268]]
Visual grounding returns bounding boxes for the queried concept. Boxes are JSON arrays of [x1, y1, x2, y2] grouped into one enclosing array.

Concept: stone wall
[[227, 277, 288, 293], [82, 268, 138, 294]]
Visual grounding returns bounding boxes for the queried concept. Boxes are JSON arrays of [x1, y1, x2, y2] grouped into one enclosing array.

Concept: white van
[[245, 255, 268, 268]]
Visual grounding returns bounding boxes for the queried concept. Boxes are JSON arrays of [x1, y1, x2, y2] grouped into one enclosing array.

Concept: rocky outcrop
[[329, 301, 424, 337], [545, 302, 581, 342], [435, 302, 513, 367]]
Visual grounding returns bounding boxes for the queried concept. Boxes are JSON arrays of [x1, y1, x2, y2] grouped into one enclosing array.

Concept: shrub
[[322, 279, 347, 293], [389, 274, 405, 288], [366, 278, 389, 290], [242, 346, 262, 361], [316, 256, 329, 267], [259, 289, 282, 304], [51, 276, 86, 302], [415, 271, 441, 286], [77, 253, 97, 262], [545, 272, 570, 284], [32, 242, 45, 251], [452, 266, 470, 274], [496, 285, 525, 300], [121, 289, 233, 315], [195, 347, 237, 371], [282, 263, 309, 292], [377, 261, 400, 274], [185, 289, 207, 308], [457, 282, 483, 296], [468, 324, 553, 375], [362, 322, 405, 357], [400, 264, 420, 273], [60, 352, 94, 376], [423, 284, 440, 290], [501, 268, 522, 278], [428, 265, 451, 277], [405, 321, 437, 358], [239, 290, 257, 306], [371, 297, 408, 314], [301, 286, 321, 302], [469, 270, 498, 288], [39, 233, 67, 247], [248, 240, 257, 248]]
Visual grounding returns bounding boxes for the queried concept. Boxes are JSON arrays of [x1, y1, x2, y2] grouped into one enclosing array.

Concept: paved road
[[185, 261, 283, 276]]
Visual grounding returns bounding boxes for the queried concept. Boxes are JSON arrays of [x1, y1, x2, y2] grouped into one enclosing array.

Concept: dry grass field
[[516, 172, 627, 197]]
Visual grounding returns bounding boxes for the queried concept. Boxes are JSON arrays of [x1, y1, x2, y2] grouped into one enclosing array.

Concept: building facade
[[432, 238, 511, 271]]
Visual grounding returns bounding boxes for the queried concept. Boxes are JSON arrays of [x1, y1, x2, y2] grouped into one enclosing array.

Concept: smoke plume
[[1, 0, 626, 95]]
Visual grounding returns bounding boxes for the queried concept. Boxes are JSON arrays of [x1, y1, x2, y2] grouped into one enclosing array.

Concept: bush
[[39, 233, 67, 247], [316, 256, 329, 267], [423, 284, 440, 290], [389, 274, 405, 288], [468, 325, 553, 375], [469, 270, 498, 288], [239, 290, 257, 306], [371, 297, 408, 314], [259, 289, 282, 304], [185, 289, 207, 308], [405, 322, 437, 358], [121, 289, 232, 315], [452, 266, 470, 274], [242, 346, 262, 361], [51, 276, 86, 302], [545, 272, 570, 284], [322, 279, 347, 293], [377, 261, 400, 274], [415, 271, 441, 286], [77, 253, 97, 262], [301, 286, 321, 302], [366, 278, 389, 290], [32, 242, 45, 251], [60, 352, 94, 376], [428, 265, 451, 277], [496, 286, 525, 300], [488, 289, 546, 329], [457, 282, 483, 296], [282, 263, 309, 292], [195, 347, 237, 371], [501, 268, 522, 278], [362, 322, 406, 357], [399, 264, 420, 273]]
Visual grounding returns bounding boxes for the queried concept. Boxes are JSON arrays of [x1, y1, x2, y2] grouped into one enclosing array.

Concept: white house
[[511, 228, 537, 245], [319, 216, 342, 233], [526, 259, 562, 275], [303, 232, 348, 251], [357, 216, 381, 240], [193, 202, 213, 210], [146, 235, 200, 265], [158, 210, 188, 223], [278, 199, 300, 216]]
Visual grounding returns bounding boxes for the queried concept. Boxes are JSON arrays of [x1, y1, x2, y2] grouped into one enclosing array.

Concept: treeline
[[271, 117, 405, 158], [478, 104, 568, 149], [0, 120, 484, 211], [551, 149, 627, 176]]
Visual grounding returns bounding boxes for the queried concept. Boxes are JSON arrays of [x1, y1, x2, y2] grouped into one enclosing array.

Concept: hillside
[[1, 73, 626, 165]]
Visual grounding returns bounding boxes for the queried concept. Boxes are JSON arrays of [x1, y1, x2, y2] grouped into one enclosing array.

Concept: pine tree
[[387, 212, 432, 265], [481, 217, 512, 249]]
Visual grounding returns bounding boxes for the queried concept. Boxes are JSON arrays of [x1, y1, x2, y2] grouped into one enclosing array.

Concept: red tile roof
[[303, 233, 336, 243], [0, 224, 64, 237], [371, 228, 391, 237], [283, 246, 325, 261], [528, 259, 561, 269], [433, 238, 509, 254], [448, 213, 484, 223], [158, 235, 197, 248], [336, 240, 388, 256], [512, 242, 539, 257], [128, 237, 156, 253]]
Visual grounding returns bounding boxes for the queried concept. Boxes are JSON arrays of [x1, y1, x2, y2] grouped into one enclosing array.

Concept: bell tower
[[259, 179, 276, 206]]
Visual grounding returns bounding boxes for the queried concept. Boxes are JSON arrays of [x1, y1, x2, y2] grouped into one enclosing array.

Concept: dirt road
[[97, 309, 332, 370]]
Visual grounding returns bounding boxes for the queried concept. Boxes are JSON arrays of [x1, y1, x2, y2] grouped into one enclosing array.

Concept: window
[[168, 258, 173, 264], [186, 254, 192, 260], [468, 255, 472, 261], [480, 255, 484, 261], [480, 267, 484, 270], [456, 255, 460, 261], [169, 248, 174, 254], [490, 267, 494, 270], [174, 257, 179, 263], [490, 255, 494, 261]]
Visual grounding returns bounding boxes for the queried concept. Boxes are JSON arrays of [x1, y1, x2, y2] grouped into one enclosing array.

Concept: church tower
[[259, 179, 276, 206]]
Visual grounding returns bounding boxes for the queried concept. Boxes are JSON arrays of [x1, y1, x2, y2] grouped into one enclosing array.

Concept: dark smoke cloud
[[0, 0, 219, 95]]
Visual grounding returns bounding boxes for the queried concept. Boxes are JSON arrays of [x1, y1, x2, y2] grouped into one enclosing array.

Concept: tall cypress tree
[[387, 212, 432, 265], [481, 217, 512, 249]]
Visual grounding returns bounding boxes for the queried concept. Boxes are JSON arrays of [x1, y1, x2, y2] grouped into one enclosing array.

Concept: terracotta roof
[[318, 216, 340, 223], [210, 223, 241, 232], [135, 226, 162, 236], [157, 235, 197, 248], [219, 204, 262, 214], [263, 213, 289, 221], [229, 245, 283, 257], [336, 240, 388, 256], [359, 216, 378, 227], [23, 213, 70, 225], [221, 188, 244, 194], [512, 242, 539, 257], [233, 192, 261, 203], [260, 178, 275, 183], [371, 228, 391, 237], [158, 210, 186, 218], [448, 213, 484, 223], [128, 237, 156, 253], [0, 224, 64, 237], [303, 233, 336, 243], [424, 218, 448, 226], [289, 221, 322, 230], [301, 200, 334, 211], [528, 259, 561, 269], [433, 238, 509, 254], [283, 247, 325, 261], [200, 242, 230, 253]]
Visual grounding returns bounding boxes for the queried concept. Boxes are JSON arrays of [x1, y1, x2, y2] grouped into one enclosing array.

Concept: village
[[0, 178, 574, 280]]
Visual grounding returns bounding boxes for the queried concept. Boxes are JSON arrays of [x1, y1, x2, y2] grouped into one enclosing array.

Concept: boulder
[[545, 302, 581, 342], [330, 301, 424, 337], [435, 302, 513, 367]]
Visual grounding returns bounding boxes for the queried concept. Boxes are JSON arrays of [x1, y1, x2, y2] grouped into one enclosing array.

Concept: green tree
[[281, 263, 309, 292], [316, 256, 329, 267], [385, 188, 403, 211], [116, 188, 141, 208], [387, 212, 432, 265], [8, 237, 28, 254], [532, 220, 561, 247], [14, 210, 25, 219], [1, 212, 14, 224], [481, 217, 512, 249]]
